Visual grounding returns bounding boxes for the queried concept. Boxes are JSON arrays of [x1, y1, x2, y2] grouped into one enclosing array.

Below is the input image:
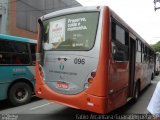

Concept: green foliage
[[151, 41, 160, 52]]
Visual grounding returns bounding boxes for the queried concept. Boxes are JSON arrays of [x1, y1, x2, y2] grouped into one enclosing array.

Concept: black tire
[[8, 82, 32, 106], [133, 83, 140, 102]]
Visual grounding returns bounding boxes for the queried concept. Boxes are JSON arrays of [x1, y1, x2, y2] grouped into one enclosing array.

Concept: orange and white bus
[[35, 6, 155, 114]]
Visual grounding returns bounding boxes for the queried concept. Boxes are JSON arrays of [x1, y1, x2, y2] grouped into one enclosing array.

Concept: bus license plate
[[57, 82, 69, 89]]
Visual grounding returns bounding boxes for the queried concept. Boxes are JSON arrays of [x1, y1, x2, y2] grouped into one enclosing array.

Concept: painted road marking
[[30, 102, 53, 110]]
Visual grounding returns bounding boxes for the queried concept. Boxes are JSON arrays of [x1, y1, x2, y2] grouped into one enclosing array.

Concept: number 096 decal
[[74, 58, 85, 65]]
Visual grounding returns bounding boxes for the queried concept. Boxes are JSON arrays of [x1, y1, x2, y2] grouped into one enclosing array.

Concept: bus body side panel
[[0, 82, 10, 100], [108, 62, 129, 112]]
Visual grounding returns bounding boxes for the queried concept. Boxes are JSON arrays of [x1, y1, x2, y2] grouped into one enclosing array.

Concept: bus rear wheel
[[8, 82, 32, 106]]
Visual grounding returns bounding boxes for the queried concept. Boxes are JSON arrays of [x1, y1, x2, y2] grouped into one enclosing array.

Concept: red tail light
[[88, 78, 93, 84], [91, 72, 96, 78], [84, 71, 96, 89]]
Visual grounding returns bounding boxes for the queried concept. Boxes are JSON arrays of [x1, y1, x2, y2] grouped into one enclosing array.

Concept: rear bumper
[[35, 84, 108, 114]]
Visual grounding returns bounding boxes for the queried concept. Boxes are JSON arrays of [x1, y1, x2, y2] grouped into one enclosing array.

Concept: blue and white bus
[[0, 34, 36, 106]]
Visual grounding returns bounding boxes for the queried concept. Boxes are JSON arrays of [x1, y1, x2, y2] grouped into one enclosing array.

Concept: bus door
[[128, 36, 136, 97]]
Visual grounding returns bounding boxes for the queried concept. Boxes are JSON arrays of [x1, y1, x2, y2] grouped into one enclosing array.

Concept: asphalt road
[[0, 76, 159, 120]]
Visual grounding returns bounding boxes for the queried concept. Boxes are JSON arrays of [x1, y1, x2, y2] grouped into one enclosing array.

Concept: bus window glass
[[42, 12, 99, 51], [136, 39, 142, 63], [0, 40, 30, 65], [14, 42, 28, 53], [138, 40, 141, 52], [116, 25, 125, 44], [30, 43, 36, 64], [125, 32, 129, 46], [144, 46, 148, 62], [111, 21, 128, 61], [112, 22, 116, 40], [13, 42, 30, 64], [112, 41, 128, 61], [0, 40, 14, 52]]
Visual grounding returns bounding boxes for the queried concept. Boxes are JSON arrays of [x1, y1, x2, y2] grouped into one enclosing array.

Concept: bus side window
[[13, 42, 30, 65], [112, 41, 128, 61], [0, 54, 7, 64], [0, 40, 15, 64], [12, 55, 22, 64], [111, 20, 128, 61], [136, 39, 142, 63]]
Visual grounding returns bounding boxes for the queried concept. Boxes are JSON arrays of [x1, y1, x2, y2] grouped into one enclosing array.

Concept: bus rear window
[[42, 12, 99, 51]]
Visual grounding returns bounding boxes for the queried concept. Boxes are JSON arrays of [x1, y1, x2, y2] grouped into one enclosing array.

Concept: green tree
[[151, 41, 160, 52]]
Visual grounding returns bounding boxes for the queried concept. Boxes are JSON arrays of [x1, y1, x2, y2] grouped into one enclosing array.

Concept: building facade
[[0, 0, 81, 39]]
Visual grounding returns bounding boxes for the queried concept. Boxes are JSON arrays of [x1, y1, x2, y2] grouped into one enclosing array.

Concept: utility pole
[[154, 0, 160, 11]]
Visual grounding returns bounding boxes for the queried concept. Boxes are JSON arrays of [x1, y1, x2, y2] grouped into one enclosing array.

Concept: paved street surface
[[0, 76, 159, 120]]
